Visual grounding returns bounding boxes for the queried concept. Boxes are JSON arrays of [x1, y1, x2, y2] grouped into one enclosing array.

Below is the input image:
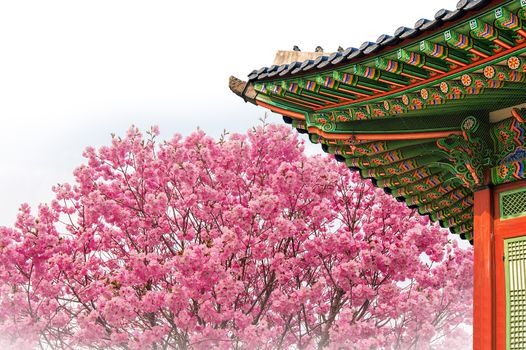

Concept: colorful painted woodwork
[[436, 117, 494, 188], [230, 0, 526, 244]]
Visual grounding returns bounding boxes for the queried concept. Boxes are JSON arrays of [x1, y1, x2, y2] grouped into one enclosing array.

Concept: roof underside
[[231, 0, 526, 243]]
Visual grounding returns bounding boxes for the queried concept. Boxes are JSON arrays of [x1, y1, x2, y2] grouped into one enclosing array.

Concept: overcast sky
[[0, 0, 460, 226]]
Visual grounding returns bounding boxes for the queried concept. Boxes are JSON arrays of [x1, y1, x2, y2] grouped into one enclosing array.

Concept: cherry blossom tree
[[0, 123, 472, 349]]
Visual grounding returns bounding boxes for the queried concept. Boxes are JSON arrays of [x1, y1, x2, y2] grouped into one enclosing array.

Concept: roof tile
[[420, 19, 440, 30], [346, 48, 363, 60], [434, 8, 451, 20], [464, 0, 490, 10], [318, 52, 341, 68], [443, 9, 463, 21], [394, 26, 412, 38], [414, 18, 430, 29], [364, 43, 382, 55], [248, 0, 494, 81], [399, 28, 420, 39], [279, 61, 301, 76], [267, 64, 288, 78], [291, 59, 313, 74]]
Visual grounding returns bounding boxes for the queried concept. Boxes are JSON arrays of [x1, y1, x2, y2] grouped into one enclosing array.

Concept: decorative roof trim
[[249, 0, 497, 82]]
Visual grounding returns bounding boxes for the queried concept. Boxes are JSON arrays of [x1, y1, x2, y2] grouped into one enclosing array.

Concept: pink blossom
[[0, 124, 472, 349]]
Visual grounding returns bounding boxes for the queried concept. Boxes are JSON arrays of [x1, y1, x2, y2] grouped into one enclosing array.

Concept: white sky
[[0, 0, 461, 226]]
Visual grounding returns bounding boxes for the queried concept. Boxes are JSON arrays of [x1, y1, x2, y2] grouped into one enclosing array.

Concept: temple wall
[[273, 50, 330, 65]]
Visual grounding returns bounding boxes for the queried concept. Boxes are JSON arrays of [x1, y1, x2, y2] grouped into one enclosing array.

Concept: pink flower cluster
[[0, 124, 473, 349]]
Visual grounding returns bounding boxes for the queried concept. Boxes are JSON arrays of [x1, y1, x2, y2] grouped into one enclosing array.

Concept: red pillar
[[473, 187, 495, 350]]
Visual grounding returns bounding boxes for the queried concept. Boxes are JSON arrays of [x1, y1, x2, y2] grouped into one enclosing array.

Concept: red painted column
[[473, 187, 495, 350]]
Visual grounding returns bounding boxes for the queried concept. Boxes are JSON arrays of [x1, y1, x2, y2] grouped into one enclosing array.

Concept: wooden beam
[[315, 41, 526, 112], [306, 128, 462, 141], [473, 187, 495, 350], [256, 101, 306, 120]]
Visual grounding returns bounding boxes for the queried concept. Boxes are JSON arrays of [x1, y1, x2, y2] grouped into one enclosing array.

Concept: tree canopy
[[0, 124, 472, 349]]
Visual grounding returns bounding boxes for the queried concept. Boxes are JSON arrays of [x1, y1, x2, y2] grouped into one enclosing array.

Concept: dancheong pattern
[[232, 0, 526, 242]]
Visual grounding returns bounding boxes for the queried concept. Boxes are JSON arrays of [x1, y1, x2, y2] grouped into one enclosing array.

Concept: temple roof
[[230, 0, 526, 243], [247, 0, 499, 82]]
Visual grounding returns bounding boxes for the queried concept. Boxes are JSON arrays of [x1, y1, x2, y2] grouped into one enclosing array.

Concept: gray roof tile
[[248, 0, 494, 81]]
